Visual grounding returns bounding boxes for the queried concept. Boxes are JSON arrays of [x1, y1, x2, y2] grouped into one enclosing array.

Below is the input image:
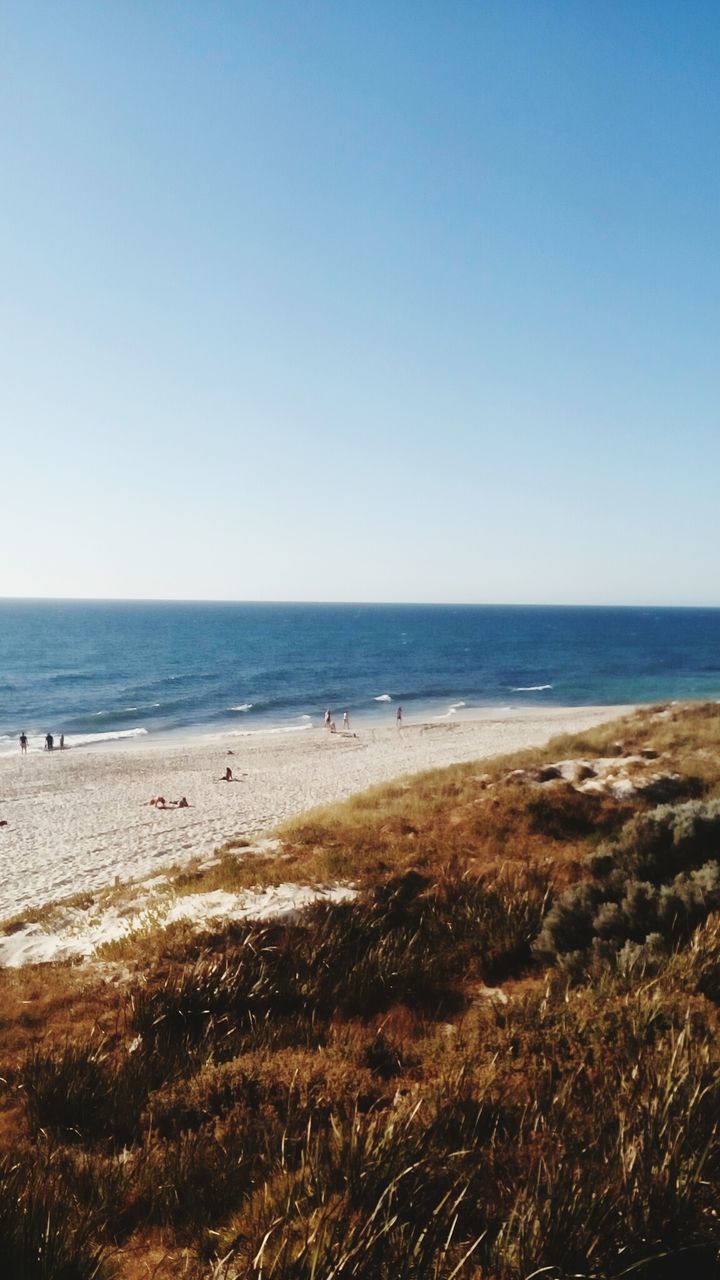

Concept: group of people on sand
[[323, 706, 403, 732], [324, 709, 351, 733], [19, 731, 65, 753], [147, 759, 242, 811]]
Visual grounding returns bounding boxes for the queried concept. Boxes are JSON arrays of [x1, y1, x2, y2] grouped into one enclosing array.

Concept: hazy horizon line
[[1, 596, 719, 611]]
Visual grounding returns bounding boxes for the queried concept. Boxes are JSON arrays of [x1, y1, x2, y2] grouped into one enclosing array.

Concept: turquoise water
[[1, 600, 720, 752]]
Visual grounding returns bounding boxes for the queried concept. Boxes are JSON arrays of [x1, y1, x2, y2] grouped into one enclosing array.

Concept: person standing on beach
[[396, 706, 403, 728], [59, 733, 65, 751], [19, 732, 27, 754], [324, 709, 331, 729], [343, 710, 350, 731], [45, 732, 54, 752]]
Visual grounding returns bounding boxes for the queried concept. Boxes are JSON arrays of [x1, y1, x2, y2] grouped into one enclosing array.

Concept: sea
[[1, 600, 720, 755]]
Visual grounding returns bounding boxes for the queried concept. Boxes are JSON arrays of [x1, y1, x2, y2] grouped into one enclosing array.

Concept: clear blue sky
[[2, 2, 718, 605]]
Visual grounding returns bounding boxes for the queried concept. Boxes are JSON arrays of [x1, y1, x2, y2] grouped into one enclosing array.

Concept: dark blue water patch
[[1, 600, 720, 741]]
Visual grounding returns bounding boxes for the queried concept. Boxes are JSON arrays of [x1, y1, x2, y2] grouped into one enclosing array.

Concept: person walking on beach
[[45, 732, 54, 752], [343, 710, 350, 731], [396, 705, 403, 728], [19, 732, 27, 754], [324, 709, 331, 729]]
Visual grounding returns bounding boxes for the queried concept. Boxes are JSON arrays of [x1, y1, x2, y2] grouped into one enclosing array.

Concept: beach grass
[[2, 702, 720, 1275]]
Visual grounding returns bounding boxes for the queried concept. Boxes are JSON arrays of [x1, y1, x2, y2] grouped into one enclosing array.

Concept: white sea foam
[[431, 701, 467, 721], [65, 728, 149, 748], [229, 703, 253, 712], [226, 723, 314, 737], [374, 694, 393, 702], [92, 706, 152, 718], [512, 684, 553, 692], [0, 727, 149, 755]]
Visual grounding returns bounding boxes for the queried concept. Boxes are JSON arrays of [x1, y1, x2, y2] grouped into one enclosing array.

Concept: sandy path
[[0, 706, 630, 918]]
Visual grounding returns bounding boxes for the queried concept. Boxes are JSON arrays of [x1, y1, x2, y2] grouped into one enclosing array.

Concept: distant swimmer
[[396, 706, 403, 728], [45, 733, 54, 752], [343, 711, 350, 731], [19, 733, 27, 754]]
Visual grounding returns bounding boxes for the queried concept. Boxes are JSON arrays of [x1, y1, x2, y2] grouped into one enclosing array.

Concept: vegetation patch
[[1, 703, 720, 1276]]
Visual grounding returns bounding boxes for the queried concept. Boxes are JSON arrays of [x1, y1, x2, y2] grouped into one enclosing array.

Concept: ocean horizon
[[2, 599, 720, 754]]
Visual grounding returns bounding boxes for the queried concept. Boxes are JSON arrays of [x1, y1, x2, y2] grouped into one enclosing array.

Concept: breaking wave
[[225, 723, 314, 738], [0, 727, 148, 754]]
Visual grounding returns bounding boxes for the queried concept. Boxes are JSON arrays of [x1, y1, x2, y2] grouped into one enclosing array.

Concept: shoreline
[[0, 698, 634, 758], [0, 704, 635, 921]]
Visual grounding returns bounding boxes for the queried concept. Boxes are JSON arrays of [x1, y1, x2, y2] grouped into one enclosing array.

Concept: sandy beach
[[0, 706, 634, 921]]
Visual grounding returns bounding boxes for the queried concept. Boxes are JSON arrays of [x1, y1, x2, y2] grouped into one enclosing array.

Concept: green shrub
[[600, 799, 720, 883], [537, 800, 720, 967]]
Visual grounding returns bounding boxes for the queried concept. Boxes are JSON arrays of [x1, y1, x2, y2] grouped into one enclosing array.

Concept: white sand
[[0, 706, 631, 921], [0, 883, 357, 969]]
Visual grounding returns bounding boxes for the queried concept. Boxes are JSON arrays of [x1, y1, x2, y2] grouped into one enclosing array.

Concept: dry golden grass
[[1, 702, 720, 1278]]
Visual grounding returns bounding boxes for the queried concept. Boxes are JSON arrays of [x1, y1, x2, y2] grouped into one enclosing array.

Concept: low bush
[[526, 782, 626, 840], [536, 800, 720, 966], [596, 798, 720, 883], [146, 1048, 382, 1139]]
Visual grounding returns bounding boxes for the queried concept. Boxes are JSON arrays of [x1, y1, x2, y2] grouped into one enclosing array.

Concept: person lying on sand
[[146, 796, 190, 809]]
